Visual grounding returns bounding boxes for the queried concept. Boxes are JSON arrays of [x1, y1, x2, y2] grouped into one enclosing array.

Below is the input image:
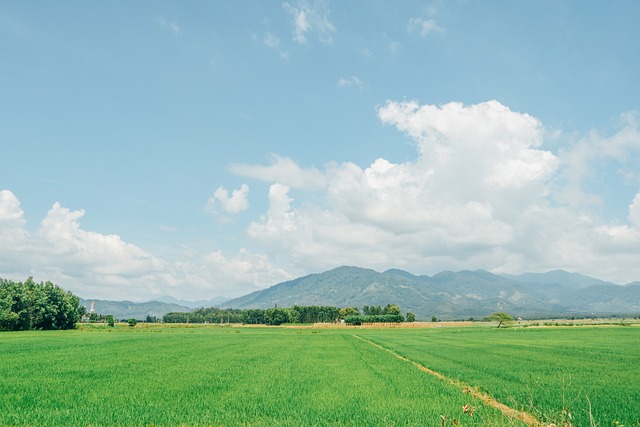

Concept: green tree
[[339, 306, 360, 319], [406, 312, 416, 322], [383, 304, 401, 316], [127, 318, 137, 327], [0, 278, 83, 331], [487, 311, 514, 328], [106, 315, 115, 327], [265, 308, 289, 326]]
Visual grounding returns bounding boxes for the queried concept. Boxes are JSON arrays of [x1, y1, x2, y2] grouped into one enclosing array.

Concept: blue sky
[[2, 1, 639, 300]]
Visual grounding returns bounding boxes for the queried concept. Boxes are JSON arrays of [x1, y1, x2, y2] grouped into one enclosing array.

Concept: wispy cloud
[[283, 0, 336, 45], [338, 76, 364, 88], [156, 17, 182, 36], [263, 32, 290, 59], [407, 17, 444, 37]]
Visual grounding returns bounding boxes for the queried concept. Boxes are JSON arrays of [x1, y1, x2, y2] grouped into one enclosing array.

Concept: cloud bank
[[234, 100, 640, 284], [2, 100, 639, 300]]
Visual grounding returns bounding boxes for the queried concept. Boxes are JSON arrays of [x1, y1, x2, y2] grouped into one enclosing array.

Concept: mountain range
[[80, 267, 640, 320], [221, 266, 640, 319]]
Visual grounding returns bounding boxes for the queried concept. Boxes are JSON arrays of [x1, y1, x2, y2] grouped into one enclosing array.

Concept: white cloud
[[263, 32, 290, 59], [338, 76, 363, 88], [239, 100, 640, 285], [0, 191, 289, 300], [556, 110, 640, 209], [283, 0, 336, 45], [207, 184, 250, 215], [156, 17, 182, 36], [4, 100, 640, 301], [230, 154, 326, 190], [408, 17, 444, 37]]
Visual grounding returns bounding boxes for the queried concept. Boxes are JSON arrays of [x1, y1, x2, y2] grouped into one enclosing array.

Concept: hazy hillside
[[152, 295, 229, 309], [80, 299, 190, 320], [223, 266, 640, 320]]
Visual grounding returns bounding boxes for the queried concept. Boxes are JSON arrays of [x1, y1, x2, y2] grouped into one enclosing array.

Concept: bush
[[127, 318, 137, 327]]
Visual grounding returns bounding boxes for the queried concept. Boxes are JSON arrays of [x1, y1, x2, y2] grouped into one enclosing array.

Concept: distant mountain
[[80, 298, 190, 320], [152, 295, 229, 309], [223, 266, 640, 320]]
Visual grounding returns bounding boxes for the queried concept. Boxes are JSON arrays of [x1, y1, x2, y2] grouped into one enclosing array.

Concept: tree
[[264, 308, 289, 326], [106, 315, 115, 327], [127, 318, 137, 327], [406, 312, 416, 322], [0, 278, 83, 331], [487, 312, 514, 328], [383, 304, 401, 316], [339, 307, 360, 319]]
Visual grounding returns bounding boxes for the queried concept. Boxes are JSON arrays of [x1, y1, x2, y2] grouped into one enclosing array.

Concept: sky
[[1, 1, 640, 301]]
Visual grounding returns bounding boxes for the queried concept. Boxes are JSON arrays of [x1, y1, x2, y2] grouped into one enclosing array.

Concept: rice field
[[0, 324, 638, 426], [358, 326, 640, 426]]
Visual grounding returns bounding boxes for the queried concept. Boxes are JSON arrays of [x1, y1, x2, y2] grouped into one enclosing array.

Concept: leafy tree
[[0, 277, 83, 331], [127, 318, 137, 327], [383, 304, 401, 316], [106, 315, 115, 327], [339, 306, 360, 319], [487, 311, 514, 328], [265, 307, 289, 326], [406, 312, 416, 322]]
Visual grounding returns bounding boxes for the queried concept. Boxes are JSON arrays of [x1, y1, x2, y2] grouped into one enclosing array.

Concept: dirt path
[[353, 334, 546, 427]]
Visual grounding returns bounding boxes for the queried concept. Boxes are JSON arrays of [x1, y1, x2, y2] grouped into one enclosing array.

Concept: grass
[[0, 325, 523, 426], [357, 326, 640, 426]]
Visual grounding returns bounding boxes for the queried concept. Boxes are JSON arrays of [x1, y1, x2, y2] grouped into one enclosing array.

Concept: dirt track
[[353, 334, 545, 427]]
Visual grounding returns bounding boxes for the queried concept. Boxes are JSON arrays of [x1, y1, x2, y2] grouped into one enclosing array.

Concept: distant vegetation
[[163, 304, 409, 325], [0, 278, 84, 331]]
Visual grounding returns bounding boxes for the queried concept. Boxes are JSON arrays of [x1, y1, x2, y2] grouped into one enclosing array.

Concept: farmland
[[0, 324, 638, 426]]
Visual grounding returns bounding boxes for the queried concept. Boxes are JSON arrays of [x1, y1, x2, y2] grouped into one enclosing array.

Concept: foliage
[[339, 306, 360, 318], [127, 318, 137, 327], [406, 311, 416, 322], [106, 315, 115, 327], [486, 311, 514, 328], [0, 277, 84, 331], [344, 314, 405, 324], [164, 305, 341, 325]]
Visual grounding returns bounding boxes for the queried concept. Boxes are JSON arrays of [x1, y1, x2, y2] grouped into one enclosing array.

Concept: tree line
[[0, 278, 84, 331], [163, 304, 415, 326]]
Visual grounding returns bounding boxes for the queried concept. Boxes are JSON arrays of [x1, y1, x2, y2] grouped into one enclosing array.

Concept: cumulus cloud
[[239, 100, 640, 284], [207, 184, 250, 214], [283, 0, 336, 45], [0, 190, 289, 300], [230, 154, 326, 190]]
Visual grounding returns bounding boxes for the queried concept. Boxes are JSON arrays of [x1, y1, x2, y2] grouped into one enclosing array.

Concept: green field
[[0, 324, 638, 426]]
